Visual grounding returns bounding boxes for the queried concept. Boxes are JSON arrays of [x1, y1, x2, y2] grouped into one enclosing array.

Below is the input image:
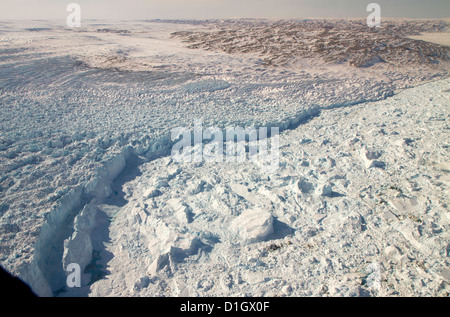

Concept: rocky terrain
[[171, 18, 450, 68]]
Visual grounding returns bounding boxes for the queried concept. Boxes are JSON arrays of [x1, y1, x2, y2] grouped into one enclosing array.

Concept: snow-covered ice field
[[0, 19, 449, 297]]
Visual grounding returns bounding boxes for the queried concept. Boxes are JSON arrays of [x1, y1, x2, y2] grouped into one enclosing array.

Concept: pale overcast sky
[[0, 0, 449, 20]]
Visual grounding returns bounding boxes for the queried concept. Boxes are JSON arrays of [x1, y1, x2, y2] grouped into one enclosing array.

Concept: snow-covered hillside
[[0, 19, 449, 297]]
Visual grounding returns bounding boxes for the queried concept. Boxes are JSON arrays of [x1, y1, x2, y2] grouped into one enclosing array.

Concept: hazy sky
[[0, 0, 449, 20]]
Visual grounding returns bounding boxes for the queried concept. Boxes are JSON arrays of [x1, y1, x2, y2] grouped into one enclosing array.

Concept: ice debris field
[[0, 18, 449, 297]]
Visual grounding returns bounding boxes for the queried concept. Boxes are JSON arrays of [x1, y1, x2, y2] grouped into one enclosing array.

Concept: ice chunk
[[230, 208, 274, 244], [360, 146, 385, 169], [148, 252, 171, 276], [389, 197, 418, 213], [143, 187, 162, 198], [62, 204, 98, 286], [167, 198, 194, 223]]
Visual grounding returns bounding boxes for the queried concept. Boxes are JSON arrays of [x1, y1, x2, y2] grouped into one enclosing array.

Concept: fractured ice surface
[[0, 19, 449, 296]]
